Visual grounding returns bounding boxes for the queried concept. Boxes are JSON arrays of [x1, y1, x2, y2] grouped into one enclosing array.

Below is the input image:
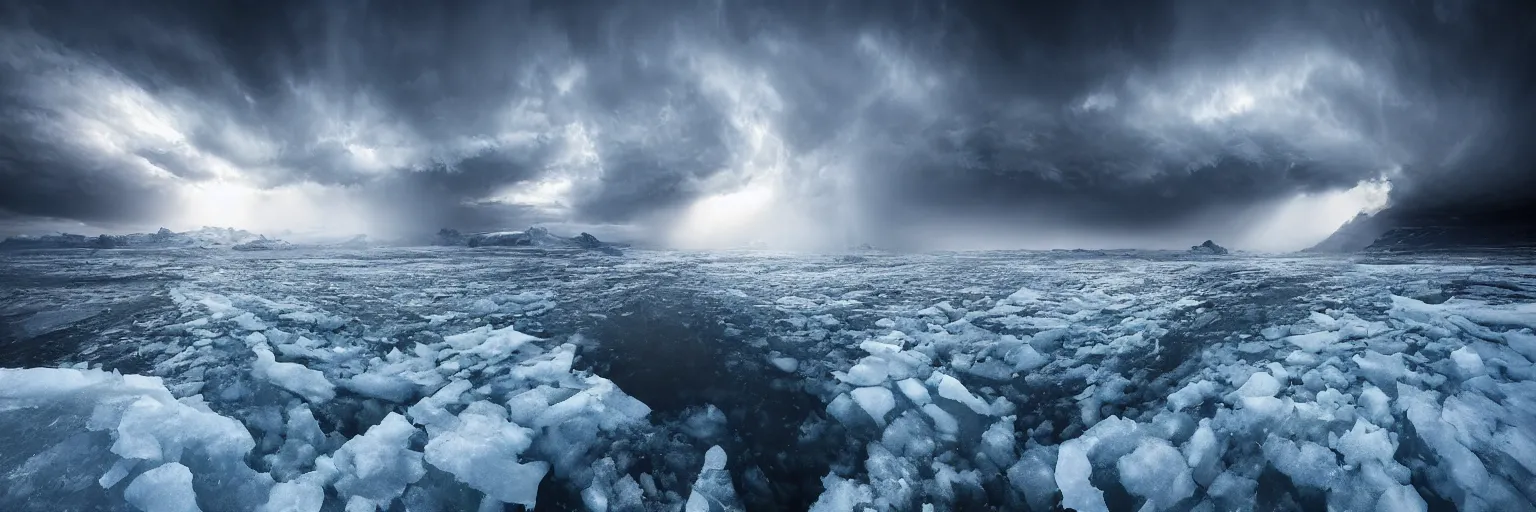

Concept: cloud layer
[[1, 0, 1531, 250]]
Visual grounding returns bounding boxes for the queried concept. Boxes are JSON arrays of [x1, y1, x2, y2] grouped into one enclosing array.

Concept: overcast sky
[[0, 0, 1531, 250]]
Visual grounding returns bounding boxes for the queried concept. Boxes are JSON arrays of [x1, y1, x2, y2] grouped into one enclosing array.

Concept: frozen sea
[[2, 247, 1535, 511]]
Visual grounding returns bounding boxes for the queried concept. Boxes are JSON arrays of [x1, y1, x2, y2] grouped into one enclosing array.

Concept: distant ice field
[[2, 247, 1534, 511]]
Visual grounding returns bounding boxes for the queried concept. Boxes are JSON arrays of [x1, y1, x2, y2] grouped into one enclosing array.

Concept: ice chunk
[[468, 298, 500, 317], [1399, 383, 1491, 503], [582, 484, 609, 512], [0, 366, 264, 512], [1005, 343, 1048, 373], [445, 325, 539, 362], [510, 343, 577, 382], [342, 373, 416, 403], [1494, 426, 1536, 476], [331, 413, 425, 507], [1078, 416, 1143, 464], [1377, 484, 1427, 512], [530, 376, 650, 431], [251, 345, 335, 403], [407, 380, 473, 431], [265, 405, 326, 481], [1353, 351, 1411, 386], [424, 401, 547, 507], [858, 339, 902, 360], [1261, 325, 1288, 340], [1007, 444, 1058, 511], [1310, 311, 1338, 329], [1450, 346, 1485, 376], [1441, 392, 1498, 451], [840, 358, 890, 387], [1167, 380, 1218, 411], [685, 445, 742, 512], [1094, 375, 1133, 407], [1005, 287, 1042, 304], [681, 404, 729, 442], [1265, 362, 1290, 383], [610, 475, 645, 511], [967, 357, 1021, 383], [1285, 330, 1339, 352], [1390, 295, 1536, 330], [113, 392, 258, 467], [100, 459, 138, 489], [809, 473, 873, 512], [864, 443, 918, 511], [1182, 420, 1222, 487], [768, 356, 799, 373], [442, 428, 537, 502], [526, 378, 648, 481], [1239, 396, 1289, 417], [344, 496, 372, 512], [1206, 471, 1256, 509], [257, 480, 324, 512], [1358, 385, 1392, 425], [1056, 439, 1107, 512], [928, 461, 980, 506], [1148, 411, 1196, 443], [1232, 372, 1282, 398], [980, 417, 1017, 467], [124, 462, 200, 512], [827, 393, 863, 427], [1284, 350, 1320, 367], [232, 312, 268, 332], [880, 412, 938, 458], [896, 378, 931, 406], [1333, 419, 1395, 466], [1118, 438, 1195, 510], [504, 386, 560, 425], [442, 325, 490, 348], [921, 404, 959, 436], [851, 386, 896, 427], [1263, 435, 1341, 490], [1507, 330, 1536, 361], [929, 372, 991, 415]]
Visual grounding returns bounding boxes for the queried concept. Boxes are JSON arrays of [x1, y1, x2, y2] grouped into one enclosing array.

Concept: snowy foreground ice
[[2, 247, 1535, 511]]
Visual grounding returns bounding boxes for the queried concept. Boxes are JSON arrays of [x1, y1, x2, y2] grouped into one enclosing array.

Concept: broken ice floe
[[1, 281, 667, 512], [799, 277, 1536, 511], [5, 250, 1536, 511]]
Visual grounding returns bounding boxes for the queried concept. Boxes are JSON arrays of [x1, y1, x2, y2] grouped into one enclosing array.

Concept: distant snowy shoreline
[[0, 226, 624, 255]]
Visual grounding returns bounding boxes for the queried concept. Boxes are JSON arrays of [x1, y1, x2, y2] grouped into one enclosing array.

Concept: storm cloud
[[0, 0, 1531, 249]]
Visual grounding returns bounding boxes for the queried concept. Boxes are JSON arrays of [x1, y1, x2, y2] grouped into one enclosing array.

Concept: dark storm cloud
[[834, 0, 1529, 233], [0, 0, 1530, 247]]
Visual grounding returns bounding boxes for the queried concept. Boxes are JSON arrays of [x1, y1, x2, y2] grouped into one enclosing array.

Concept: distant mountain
[[232, 237, 298, 251], [1189, 240, 1229, 255], [0, 226, 269, 250], [1305, 213, 1390, 253], [459, 226, 624, 255], [0, 225, 628, 255], [1307, 203, 1536, 253]]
